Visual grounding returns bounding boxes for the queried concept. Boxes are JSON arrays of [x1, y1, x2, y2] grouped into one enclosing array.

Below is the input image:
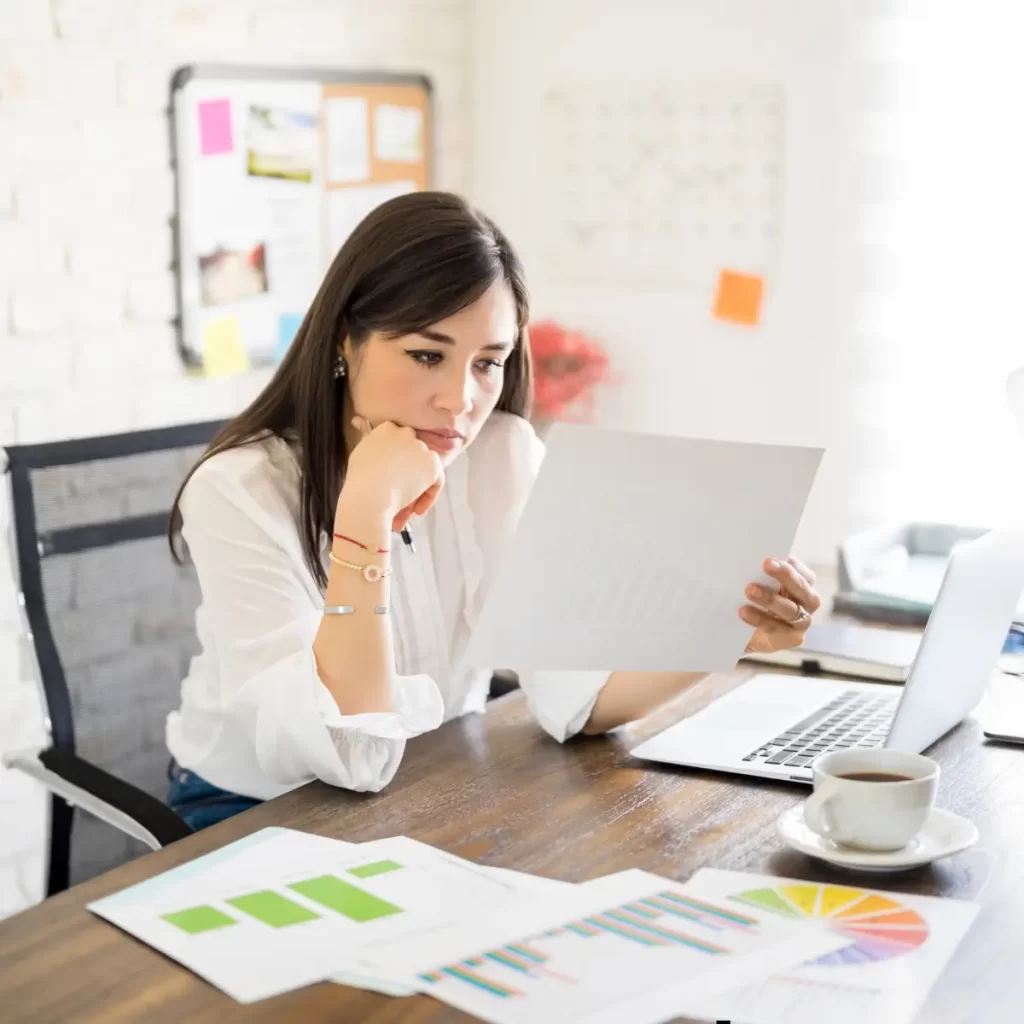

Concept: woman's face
[[342, 280, 518, 464]]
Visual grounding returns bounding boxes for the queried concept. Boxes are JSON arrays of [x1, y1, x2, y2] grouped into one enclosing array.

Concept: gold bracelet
[[329, 551, 392, 583]]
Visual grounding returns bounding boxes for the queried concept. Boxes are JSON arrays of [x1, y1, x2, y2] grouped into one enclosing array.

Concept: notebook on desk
[[742, 622, 921, 683]]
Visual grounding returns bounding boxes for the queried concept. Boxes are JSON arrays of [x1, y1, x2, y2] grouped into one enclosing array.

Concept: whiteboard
[[539, 81, 785, 291], [170, 65, 433, 374]]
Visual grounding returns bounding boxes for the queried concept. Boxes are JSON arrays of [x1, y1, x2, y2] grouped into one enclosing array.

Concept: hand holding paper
[[459, 424, 823, 673], [741, 555, 821, 654]]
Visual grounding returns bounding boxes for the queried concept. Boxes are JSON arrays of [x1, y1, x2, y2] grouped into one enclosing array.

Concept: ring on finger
[[790, 604, 809, 624]]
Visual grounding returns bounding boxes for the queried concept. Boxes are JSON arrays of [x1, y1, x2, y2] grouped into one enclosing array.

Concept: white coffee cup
[[803, 749, 940, 852]]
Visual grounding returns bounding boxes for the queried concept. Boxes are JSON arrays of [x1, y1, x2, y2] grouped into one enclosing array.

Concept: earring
[[333, 355, 347, 379]]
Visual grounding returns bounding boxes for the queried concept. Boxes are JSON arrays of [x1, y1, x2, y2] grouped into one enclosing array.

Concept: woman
[[165, 191, 820, 830]]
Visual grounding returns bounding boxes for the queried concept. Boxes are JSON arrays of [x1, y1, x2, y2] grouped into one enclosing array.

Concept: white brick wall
[[0, 0, 471, 917]]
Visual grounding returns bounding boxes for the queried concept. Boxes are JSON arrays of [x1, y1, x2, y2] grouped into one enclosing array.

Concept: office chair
[[1, 418, 522, 896], [1, 421, 224, 895]]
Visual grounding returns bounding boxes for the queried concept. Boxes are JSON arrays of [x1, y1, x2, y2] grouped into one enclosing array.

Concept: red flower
[[528, 320, 610, 422]]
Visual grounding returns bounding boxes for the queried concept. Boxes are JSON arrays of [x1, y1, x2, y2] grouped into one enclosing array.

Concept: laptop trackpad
[[694, 697, 814, 732], [633, 679, 831, 763]]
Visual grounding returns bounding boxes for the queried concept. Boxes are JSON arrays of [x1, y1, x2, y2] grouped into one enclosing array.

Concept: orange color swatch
[[712, 269, 764, 326]]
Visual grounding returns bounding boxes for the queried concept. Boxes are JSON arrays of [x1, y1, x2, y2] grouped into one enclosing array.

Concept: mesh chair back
[[7, 423, 221, 886]]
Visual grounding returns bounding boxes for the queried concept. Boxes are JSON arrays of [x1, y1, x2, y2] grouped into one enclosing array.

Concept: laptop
[[630, 527, 1024, 784]]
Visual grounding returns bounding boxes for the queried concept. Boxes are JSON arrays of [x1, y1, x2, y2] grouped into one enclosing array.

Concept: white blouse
[[165, 412, 611, 802]]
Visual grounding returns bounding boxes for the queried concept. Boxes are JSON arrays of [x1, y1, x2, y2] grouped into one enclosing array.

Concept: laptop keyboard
[[742, 690, 900, 769]]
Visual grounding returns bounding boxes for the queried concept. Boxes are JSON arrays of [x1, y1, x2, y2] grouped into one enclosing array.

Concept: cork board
[[170, 64, 434, 374]]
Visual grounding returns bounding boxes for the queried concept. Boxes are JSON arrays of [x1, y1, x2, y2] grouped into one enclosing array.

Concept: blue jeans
[[166, 761, 262, 831]]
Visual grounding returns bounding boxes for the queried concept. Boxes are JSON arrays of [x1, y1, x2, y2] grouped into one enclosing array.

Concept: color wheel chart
[[730, 883, 929, 966], [681, 869, 980, 1024], [419, 889, 758, 998]]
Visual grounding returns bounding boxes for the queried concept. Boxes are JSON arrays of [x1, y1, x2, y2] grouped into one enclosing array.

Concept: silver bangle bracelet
[[323, 605, 390, 615]]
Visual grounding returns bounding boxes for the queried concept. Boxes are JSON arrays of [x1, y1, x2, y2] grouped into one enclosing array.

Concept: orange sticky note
[[713, 269, 764, 326]]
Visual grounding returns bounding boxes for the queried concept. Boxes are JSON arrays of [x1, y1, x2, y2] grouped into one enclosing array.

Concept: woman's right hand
[[342, 416, 445, 530]]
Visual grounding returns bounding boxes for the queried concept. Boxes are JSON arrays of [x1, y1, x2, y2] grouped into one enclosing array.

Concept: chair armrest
[[3, 746, 193, 850]]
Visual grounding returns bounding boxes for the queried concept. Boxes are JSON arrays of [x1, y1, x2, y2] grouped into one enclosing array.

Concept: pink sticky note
[[198, 98, 233, 156]]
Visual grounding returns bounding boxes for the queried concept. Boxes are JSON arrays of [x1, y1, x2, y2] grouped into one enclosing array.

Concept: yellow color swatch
[[712, 268, 764, 326], [780, 884, 819, 916], [819, 885, 869, 917], [835, 893, 902, 920], [202, 316, 250, 378]]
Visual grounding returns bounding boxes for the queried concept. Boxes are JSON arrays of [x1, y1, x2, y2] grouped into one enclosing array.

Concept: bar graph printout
[[365, 868, 847, 1024], [88, 830, 526, 1003]]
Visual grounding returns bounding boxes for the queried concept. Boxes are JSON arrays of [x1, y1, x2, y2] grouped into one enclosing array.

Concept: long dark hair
[[170, 190, 532, 587]]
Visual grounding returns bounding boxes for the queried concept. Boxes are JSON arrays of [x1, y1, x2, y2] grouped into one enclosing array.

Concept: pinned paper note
[[276, 312, 303, 362], [198, 98, 234, 156], [326, 181, 417, 256], [202, 317, 249, 377], [325, 97, 370, 183], [374, 104, 423, 163], [713, 269, 764, 326]]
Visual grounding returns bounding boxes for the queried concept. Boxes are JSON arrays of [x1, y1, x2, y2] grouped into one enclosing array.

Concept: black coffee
[[838, 771, 914, 783]]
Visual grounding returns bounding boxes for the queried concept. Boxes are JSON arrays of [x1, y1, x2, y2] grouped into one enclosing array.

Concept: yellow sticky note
[[202, 317, 249, 378], [712, 269, 764, 326]]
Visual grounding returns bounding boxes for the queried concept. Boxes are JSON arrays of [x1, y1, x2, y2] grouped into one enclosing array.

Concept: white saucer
[[777, 804, 979, 873]]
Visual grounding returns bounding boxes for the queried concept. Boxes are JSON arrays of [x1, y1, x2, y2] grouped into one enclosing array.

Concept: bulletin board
[[169, 65, 433, 375]]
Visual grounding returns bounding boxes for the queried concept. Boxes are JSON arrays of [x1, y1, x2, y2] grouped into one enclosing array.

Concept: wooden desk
[[2, 673, 1023, 1023]]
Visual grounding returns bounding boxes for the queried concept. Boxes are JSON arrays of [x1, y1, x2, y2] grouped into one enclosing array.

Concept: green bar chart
[[162, 905, 238, 935], [161, 865, 406, 936], [349, 859, 403, 879], [289, 875, 402, 922], [226, 891, 321, 929]]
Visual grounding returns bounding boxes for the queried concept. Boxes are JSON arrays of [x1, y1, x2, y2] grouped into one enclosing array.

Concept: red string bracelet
[[333, 532, 389, 554]]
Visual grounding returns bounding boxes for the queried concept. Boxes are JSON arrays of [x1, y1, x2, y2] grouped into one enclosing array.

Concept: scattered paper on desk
[[329, 857, 575, 993], [713, 268, 764, 326], [89, 831, 529, 1004], [363, 867, 845, 1024], [460, 424, 823, 672], [480, 864, 576, 897], [331, 965, 419, 998], [681, 868, 979, 1024], [202, 316, 249, 378]]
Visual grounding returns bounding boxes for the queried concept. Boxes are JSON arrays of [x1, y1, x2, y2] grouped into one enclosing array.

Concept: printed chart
[[732, 883, 928, 966], [370, 868, 842, 1024], [418, 889, 751, 997], [89, 832, 525, 1004], [162, 858, 405, 936], [684, 869, 979, 1024]]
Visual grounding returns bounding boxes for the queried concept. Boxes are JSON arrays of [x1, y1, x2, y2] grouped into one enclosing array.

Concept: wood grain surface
[[2, 668, 1022, 1023]]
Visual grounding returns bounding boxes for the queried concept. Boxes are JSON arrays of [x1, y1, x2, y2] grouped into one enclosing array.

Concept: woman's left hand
[[740, 556, 821, 654]]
